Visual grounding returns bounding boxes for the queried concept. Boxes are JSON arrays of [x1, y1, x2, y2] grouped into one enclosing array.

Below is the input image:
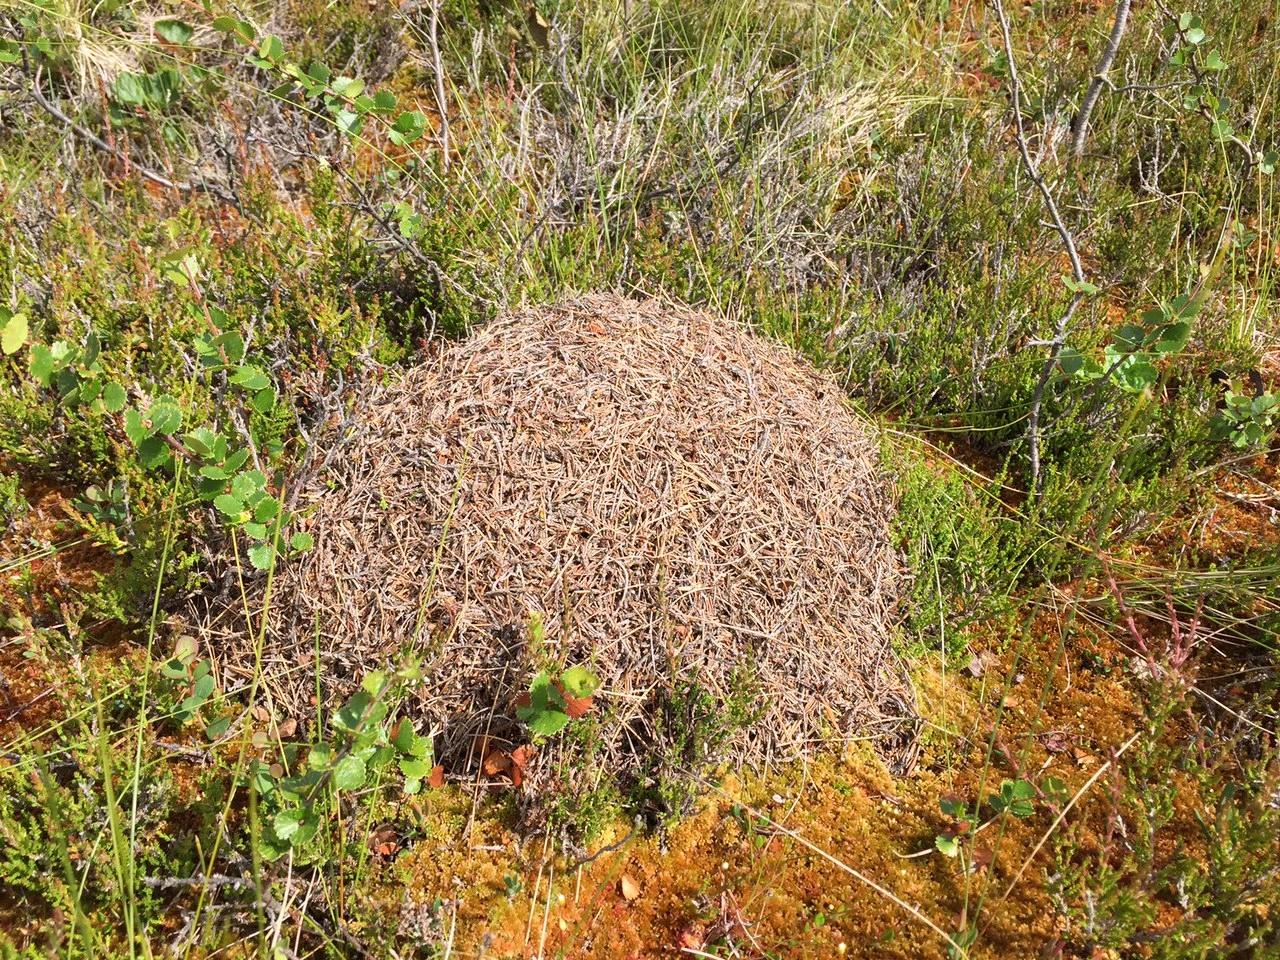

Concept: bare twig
[[1, 686, 58, 724], [142, 873, 252, 890], [1070, 0, 1131, 158], [1025, 292, 1083, 490], [990, 0, 1084, 283], [564, 815, 642, 872], [990, 0, 1088, 494], [427, 1, 450, 173]]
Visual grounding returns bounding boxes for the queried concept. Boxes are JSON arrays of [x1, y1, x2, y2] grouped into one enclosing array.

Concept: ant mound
[[217, 295, 917, 799]]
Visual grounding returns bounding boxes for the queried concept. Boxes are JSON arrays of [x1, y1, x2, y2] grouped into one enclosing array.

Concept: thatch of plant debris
[[209, 294, 918, 792]]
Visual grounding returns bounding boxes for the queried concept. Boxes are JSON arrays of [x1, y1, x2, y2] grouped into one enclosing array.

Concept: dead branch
[[1070, 0, 1132, 158], [990, 0, 1089, 495]]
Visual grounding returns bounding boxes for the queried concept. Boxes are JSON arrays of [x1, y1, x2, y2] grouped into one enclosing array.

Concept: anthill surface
[[213, 295, 917, 781]]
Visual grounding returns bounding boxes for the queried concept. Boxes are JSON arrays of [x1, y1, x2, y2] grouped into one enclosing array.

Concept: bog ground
[[1, 1, 1278, 958]]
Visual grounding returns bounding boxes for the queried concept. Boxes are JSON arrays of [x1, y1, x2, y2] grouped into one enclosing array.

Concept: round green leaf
[[274, 807, 305, 840], [29, 343, 55, 385], [101, 381, 127, 413], [526, 709, 572, 736], [206, 716, 232, 739], [400, 757, 429, 779], [214, 494, 244, 518], [155, 19, 194, 44], [192, 674, 215, 700], [561, 665, 600, 698], [250, 387, 276, 414], [137, 436, 171, 469], [248, 543, 276, 570], [229, 365, 271, 391], [1, 311, 27, 355], [332, 754, 366, 791]]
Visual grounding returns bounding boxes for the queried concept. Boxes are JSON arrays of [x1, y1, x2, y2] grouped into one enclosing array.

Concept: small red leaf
[[369, 826, 399, 859], [511, 745, 536, 770], [676, 923, 704, 949], [482, 749, 511, 777]]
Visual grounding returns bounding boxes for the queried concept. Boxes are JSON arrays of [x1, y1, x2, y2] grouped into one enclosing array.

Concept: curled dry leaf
[[970, 846, 994, 873], [965, 650, 1001, 678], [481, 746, 528, 788], [619, 874, 641, 901], [511, 744, 536, 770], [482, 749, 511, 778], [427, 764, 445, 788], [1040, 730, 1071, 753], [1072, 747, 1099, 766]]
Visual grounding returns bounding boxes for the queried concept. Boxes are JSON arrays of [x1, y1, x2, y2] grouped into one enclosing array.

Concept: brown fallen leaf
[[276, 717, 298, 739], [427, 764, 445, 788], [481, 747, 528, 788], [619, 874, 640, 901], [512, 744, 536, 769], [369, 825, 399, 858], [1040, 730, 1071, 753], [970, 846, 994, 873], [1072, 747, 1099, 766], [965, 650, 1001, 678], [482, 749, 511, 778]]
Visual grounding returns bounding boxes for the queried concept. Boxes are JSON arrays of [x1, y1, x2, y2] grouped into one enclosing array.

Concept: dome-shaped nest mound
[[212, 295, 918, 797]]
